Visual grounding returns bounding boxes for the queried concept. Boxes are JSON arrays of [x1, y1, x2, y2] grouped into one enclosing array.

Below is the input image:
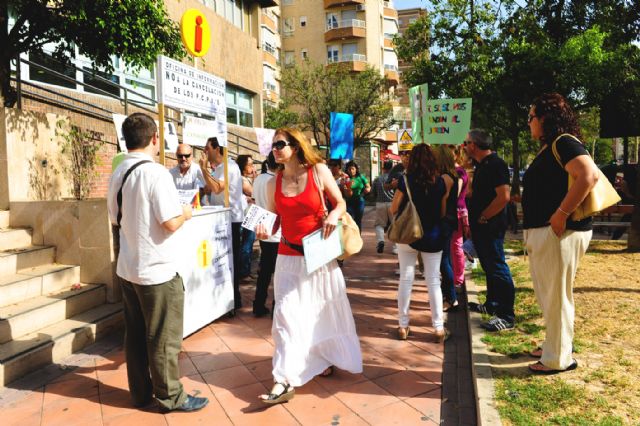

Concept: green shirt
[[348, 175, 369, 200]]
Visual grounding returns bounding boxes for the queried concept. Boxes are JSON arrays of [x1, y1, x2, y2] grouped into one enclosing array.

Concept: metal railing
[[384, 64, 399, 71], [326, 19, 366, 31], [262, 42, 277, 56], [10, 56, 261, 158], [327, 54, 367, 64]]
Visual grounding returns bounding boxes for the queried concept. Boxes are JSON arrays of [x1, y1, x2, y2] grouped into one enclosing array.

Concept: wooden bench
[[592, 204, 634, 228]]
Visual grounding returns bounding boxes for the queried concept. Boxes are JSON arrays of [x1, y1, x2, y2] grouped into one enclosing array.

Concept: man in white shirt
[[169, 144, 206, 191], [251, 152, 280, 317], [199, 137, 245, 310], [107, 113, 208, 413]]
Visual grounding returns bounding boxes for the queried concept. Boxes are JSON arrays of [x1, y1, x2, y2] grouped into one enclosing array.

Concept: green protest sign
[[424, 98, 472, 145], [409, 84, 428, 143]]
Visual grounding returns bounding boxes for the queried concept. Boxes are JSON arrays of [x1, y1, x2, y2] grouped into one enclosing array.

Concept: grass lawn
[[472, 239, 640, 425]]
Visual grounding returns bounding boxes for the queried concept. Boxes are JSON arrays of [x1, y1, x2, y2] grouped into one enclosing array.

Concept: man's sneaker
[[377, 241, 385, 253], [481, 316, 515, 332], [468, 302, 494, 315], [392, 246, 398, 255]]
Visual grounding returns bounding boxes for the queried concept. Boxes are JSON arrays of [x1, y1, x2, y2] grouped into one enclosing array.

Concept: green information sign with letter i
[[409, 84, 428, 144], [425, 98, 472, 145]]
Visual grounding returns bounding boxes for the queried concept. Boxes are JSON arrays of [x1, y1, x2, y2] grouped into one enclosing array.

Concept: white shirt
[[253, 171, 281, 243], [108, 152, 183, 285], [169, 163, 205, 190], [208, 161, 245, 223]]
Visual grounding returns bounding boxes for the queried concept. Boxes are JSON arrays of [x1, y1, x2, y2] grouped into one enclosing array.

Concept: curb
[[465, 274, 503, 426]]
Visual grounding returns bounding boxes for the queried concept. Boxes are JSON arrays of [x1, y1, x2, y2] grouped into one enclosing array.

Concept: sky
[[393, 0, 427, 10]]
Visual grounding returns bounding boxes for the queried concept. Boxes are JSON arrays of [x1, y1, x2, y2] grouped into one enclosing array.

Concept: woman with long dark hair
[[343, 160, 370, 231], [390, 144, 448, 343], [523, 93, 598, 374], [255, 128, 362, 403]]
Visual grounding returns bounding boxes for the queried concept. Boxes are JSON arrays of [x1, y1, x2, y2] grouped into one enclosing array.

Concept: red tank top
[[275, 167, 325, 256]]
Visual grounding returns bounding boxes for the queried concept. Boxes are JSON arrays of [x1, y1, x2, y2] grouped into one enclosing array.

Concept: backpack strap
[[116, 160, 152, 227]]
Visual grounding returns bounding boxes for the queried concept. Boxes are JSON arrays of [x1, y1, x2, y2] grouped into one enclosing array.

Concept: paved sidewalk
[[0, 209, 476, 425]]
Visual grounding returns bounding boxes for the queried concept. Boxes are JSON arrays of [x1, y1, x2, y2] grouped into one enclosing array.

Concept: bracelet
[[557, 207, 571, 216]]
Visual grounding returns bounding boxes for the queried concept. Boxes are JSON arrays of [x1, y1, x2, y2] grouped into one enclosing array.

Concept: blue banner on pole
[[330, 112, 354, 160]]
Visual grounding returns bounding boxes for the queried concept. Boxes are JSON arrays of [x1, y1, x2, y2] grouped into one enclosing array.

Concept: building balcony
[[383, 2, 398, 19], [263, 88, 279, 103], [261, 14, 278, 33], [384, 64, 399, 85], [262, 44, 279, 67], [383, 33, 395, 49], [325, 20, 366, 42], [327, 54, 367, 72], [324, 0, 365, 9]]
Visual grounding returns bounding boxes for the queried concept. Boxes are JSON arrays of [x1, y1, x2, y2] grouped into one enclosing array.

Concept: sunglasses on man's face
[[177, 153, 191, 159], [272, 139, 292, 151]]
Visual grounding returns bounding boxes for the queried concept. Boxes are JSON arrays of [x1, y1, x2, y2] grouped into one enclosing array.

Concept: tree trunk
[[628, 164, 640, 251], [0, 3, 16, 107]]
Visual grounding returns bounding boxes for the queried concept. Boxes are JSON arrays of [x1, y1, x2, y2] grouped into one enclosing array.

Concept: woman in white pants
[[390, 144, 449, 343], [522, 93, 597, 374]]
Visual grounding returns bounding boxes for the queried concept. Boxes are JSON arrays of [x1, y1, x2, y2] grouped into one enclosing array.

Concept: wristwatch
[[478, 215, 488, 224]]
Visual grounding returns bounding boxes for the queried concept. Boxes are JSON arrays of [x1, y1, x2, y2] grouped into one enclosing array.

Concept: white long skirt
[[271, 255, 363, 387]]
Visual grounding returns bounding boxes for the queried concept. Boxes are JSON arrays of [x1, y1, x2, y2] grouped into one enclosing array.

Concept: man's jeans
[[472, 227, 515, 323]]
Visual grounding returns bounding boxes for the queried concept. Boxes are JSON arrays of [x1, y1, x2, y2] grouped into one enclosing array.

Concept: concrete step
[[0, 228, 32, 251], [0, 211, 8, 229], [0, 245, 56, 277], [0, 302, 123, 387], [0, 264, 80, 308], [0, 283, 106, 344]]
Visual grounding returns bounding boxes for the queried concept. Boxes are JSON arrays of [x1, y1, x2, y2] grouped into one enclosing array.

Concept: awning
[[382, 150, 400, 161], [254, 0, 279, 7]]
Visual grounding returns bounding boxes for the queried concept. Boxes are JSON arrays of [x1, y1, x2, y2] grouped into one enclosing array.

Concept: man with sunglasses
[[169, 144, 206, 193], [464, 129, 516, 332]]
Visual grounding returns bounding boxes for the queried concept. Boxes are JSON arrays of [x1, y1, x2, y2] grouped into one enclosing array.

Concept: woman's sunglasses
[[272, 139, 292, 151]]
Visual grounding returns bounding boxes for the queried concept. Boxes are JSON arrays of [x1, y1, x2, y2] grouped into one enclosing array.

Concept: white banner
[[183, 115, 218, 147], [255, 127, 276, 156], [156, 55, 227, 146], [113, 113, 179, 154]]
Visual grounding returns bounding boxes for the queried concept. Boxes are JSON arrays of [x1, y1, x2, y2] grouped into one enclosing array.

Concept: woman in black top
[[522, 93, 598, 374], [390, 144, 448, 343]]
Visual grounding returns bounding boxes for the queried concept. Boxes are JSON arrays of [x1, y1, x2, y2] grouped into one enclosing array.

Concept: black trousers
[[254, 240, 278, 310], [231, 222, 242, 309]]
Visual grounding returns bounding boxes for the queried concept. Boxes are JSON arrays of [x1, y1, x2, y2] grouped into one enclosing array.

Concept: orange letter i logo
[[195, 15, 203, 53]]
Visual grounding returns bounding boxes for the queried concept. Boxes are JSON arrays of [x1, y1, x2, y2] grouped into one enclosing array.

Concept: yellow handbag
[[551, 134, 621, 221], [312, 166, 363, 260]]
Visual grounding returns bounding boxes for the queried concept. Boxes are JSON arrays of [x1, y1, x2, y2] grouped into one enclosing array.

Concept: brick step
[[0, 264, 80, 308], [0, 245, 56, 277], [0, 211, 9, 229], [0, 302, 123, 387], [0, 228, 32, 251], [0, 283, 106, 344]]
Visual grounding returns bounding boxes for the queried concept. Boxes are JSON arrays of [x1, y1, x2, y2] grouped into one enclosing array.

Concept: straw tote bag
[[551, 134, 621, 221], [387, 175, 424, 244], [312, 166, 363, 260]]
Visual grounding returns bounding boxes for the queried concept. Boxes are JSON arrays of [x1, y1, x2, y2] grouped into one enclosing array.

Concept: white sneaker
[[392, 246, 398, 255]]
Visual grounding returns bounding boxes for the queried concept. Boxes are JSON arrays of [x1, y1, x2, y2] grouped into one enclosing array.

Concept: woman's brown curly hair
[[531, 93, 582, 145], [407, 144, 438, 187]]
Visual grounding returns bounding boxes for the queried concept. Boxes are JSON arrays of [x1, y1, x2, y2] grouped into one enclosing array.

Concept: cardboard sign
[[409, 84, 428, 143], [330, 112, 354, 160], [425, 98, 472, 145]]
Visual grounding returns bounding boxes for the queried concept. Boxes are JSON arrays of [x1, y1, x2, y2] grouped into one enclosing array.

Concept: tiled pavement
[[0, 209, 477, 425]]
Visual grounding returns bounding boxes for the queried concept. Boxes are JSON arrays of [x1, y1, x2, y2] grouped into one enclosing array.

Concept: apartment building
[[279, 0, 400, 145], [396, 8, 427, 111], [11, 0, 278, 197]]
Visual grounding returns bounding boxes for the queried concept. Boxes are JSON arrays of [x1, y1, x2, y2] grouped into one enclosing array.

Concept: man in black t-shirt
[[464, 129, 516, 331]]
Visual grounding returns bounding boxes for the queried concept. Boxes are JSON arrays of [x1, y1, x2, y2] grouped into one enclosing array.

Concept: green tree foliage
[[263, 101, 299, 130], [279, 61, 394, 150], [1, 0, 185, 106], [58, 122, 104, 200], [394, 0, 640, 192]]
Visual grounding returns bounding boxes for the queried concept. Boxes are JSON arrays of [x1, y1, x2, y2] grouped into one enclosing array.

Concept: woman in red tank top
[[255, 128, 363, 405]]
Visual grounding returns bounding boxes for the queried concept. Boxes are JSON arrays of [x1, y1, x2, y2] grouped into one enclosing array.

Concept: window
[[409, 18, 417, 24], [226, 85, 254, 127], [342, 43, 357, 61], [283, 17, 294, 35], [301, 49, 308, 60], [327, 45, 339, 63], [282, 0, 293, 4], [29, 50, 76, 89], [284, 50, 295, 66], [300, 16, 307, 27], [204, 0, 246, 31], [326, 13, 338, 30]]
